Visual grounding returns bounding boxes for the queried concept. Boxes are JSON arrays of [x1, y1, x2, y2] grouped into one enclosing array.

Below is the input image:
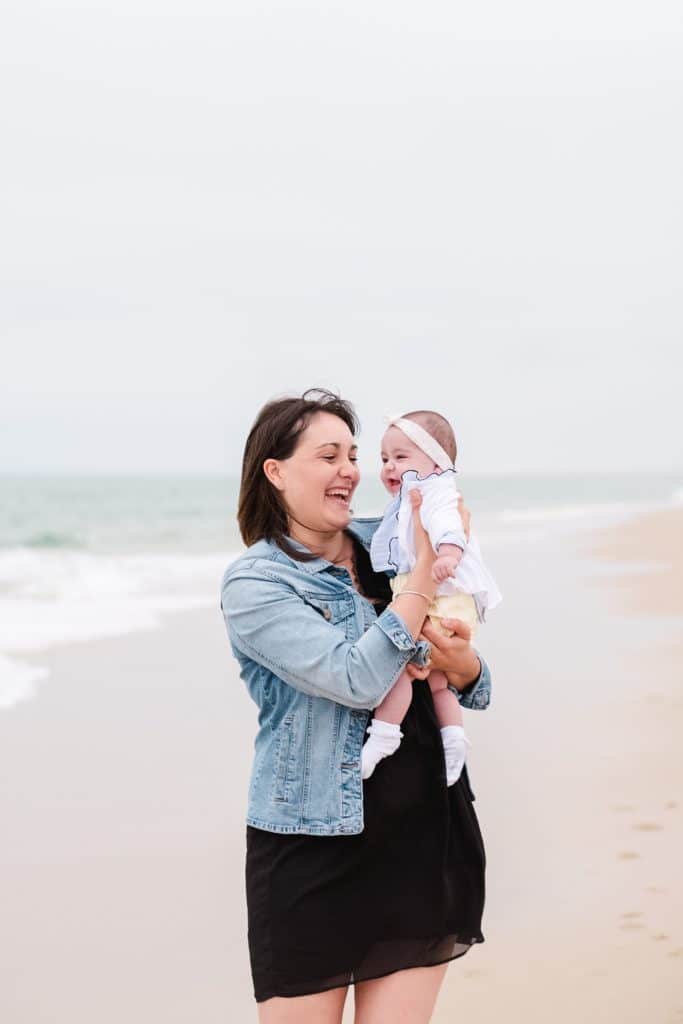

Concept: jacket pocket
[[301, 592, 355, 638], [272, 714, 295, 803]]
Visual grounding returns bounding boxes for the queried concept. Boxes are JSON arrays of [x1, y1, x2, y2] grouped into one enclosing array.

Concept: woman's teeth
[[326, 490, 351, 505]]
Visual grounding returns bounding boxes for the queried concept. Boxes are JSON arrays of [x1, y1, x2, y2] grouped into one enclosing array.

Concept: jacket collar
[[268, 518, 379, 575]]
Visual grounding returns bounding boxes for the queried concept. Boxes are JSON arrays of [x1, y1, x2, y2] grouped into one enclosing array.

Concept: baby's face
[[380, 426, 438, 496]]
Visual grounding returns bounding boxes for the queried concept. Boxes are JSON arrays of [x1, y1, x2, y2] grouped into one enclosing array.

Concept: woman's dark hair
[[237, 387, 360, 561]]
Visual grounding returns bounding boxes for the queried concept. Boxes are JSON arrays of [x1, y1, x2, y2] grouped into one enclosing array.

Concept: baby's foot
[[361, 719, 403, 779], [440, 725, 472, 786]]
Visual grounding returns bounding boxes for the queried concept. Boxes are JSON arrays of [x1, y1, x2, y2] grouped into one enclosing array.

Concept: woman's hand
[[404, 617, 481, 689], [409, 489, 437, 574]]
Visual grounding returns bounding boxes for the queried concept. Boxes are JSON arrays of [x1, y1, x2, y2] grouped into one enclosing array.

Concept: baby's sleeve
[[421, 474, 467, 552]]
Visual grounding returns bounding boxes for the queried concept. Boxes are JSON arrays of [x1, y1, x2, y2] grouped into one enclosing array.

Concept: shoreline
[[584, 505, 682, 619]]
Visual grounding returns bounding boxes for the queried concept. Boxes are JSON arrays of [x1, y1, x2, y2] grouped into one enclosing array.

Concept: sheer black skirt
[[245, 678, 486, 1002]]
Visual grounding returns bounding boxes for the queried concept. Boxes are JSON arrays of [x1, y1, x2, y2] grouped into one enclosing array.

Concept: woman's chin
[[323, 502, 353, 527]]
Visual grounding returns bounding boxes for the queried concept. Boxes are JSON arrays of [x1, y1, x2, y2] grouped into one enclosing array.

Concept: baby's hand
[[432, 554, 462, 583]]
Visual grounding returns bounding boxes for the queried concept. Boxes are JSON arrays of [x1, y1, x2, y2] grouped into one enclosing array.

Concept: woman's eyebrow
[[315, 442, 358, 451]]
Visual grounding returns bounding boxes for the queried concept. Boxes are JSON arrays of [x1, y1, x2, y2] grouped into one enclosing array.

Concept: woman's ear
[[263, 458, 285, 491]]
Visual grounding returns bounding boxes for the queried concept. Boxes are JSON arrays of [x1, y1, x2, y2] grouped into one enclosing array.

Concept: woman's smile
[[325, 484, 354, 508]]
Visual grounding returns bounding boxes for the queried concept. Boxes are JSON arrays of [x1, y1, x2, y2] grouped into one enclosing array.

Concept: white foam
[[0, 547, 243, 710], [0, 655, 49, 710], [498, 501, 636, 525], [493, 498, 666, 540]]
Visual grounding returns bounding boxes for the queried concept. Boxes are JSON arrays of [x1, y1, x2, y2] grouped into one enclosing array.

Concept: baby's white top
[[369, 469, 502, 610]]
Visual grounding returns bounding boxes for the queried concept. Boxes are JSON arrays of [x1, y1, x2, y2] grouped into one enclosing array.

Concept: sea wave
[[0, 656, 49, 710], [497, 500, 650, 528], [23, 531, 85, 549], [0, 547, 242, 710]]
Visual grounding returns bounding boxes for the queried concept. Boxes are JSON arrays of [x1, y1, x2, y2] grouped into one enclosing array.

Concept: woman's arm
[[221, 568, 431, 711], [222, 492, 438, 711]]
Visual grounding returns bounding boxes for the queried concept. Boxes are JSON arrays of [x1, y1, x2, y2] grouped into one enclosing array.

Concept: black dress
[[245, 536, 486, 1003]]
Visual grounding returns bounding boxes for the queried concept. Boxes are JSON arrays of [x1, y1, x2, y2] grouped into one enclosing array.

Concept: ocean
[[1, 471, 680, 709]]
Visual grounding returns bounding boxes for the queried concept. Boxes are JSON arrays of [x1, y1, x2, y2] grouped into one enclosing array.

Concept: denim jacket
[[220, 516, 492, 836]]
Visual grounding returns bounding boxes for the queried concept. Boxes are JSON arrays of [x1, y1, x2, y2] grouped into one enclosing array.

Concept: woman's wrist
[[388, 593, 430, 642], [388, 569, 438, 643], [446, 651, 481, 690], [406, 566, 437, 600]]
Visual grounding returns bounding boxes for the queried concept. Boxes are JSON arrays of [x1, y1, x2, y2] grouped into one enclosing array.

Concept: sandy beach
[[1, 509, 682, 1023]]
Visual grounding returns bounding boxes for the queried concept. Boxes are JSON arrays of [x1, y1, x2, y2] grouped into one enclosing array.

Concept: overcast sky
[[1, 0, 681, 476]]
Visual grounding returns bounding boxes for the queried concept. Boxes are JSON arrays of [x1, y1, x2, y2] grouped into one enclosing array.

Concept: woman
[[220, 389, 491, 1024]]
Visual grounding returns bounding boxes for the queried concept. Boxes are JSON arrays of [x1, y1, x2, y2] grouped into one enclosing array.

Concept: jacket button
[[322, 606, 332, 620]]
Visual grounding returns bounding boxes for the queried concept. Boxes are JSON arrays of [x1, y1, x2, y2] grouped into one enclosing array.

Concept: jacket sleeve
[[221, 567, 430, 710], [447, 654, 492, 710]]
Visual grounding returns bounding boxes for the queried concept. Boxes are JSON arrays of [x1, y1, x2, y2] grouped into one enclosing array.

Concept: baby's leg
[[372, 668, 413, 724], [428, 669, 463, 728], [427, 667, 470, 787], [361, 669, 413, 780]]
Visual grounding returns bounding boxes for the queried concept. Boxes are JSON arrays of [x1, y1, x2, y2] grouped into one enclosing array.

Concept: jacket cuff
[[409, 639, 432, 668], [374, 608, 431, 669], [374, 607, 426, 658], [448, 654, 491, 710]]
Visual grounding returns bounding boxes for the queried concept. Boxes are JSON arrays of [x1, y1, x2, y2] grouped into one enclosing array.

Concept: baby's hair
[[400, 410, 457, 462]]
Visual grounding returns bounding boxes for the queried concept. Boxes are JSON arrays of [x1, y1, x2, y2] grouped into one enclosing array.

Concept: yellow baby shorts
[[390, 572, 480, 639]]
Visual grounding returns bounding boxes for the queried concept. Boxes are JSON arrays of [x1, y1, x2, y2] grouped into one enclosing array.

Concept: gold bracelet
[[394, 589, 433, 604]]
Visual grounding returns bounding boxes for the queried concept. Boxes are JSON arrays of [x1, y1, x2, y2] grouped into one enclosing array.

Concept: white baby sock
[[440, 725, 472, 786], [361, 719, 403, 780]]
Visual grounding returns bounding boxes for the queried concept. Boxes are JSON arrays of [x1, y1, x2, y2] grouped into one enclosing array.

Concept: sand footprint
[[617, 851, 640, 860], [632, 822, 663, 831], [651, 933, 669, 941], [665, 801, 677, 810]]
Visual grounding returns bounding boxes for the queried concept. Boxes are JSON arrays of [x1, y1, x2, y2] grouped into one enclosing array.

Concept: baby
[[362, 410, 502, 785]]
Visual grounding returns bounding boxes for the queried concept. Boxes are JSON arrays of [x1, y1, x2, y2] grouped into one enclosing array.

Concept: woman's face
[[266, 411, 361, 534]]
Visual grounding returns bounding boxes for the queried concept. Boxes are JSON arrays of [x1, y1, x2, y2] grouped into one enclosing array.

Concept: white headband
[[384, 412, 454, 471]]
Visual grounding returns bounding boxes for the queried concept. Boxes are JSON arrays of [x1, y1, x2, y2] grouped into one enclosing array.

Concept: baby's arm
[[418, 475, 467, 571], [433, 542, 464, 583]]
